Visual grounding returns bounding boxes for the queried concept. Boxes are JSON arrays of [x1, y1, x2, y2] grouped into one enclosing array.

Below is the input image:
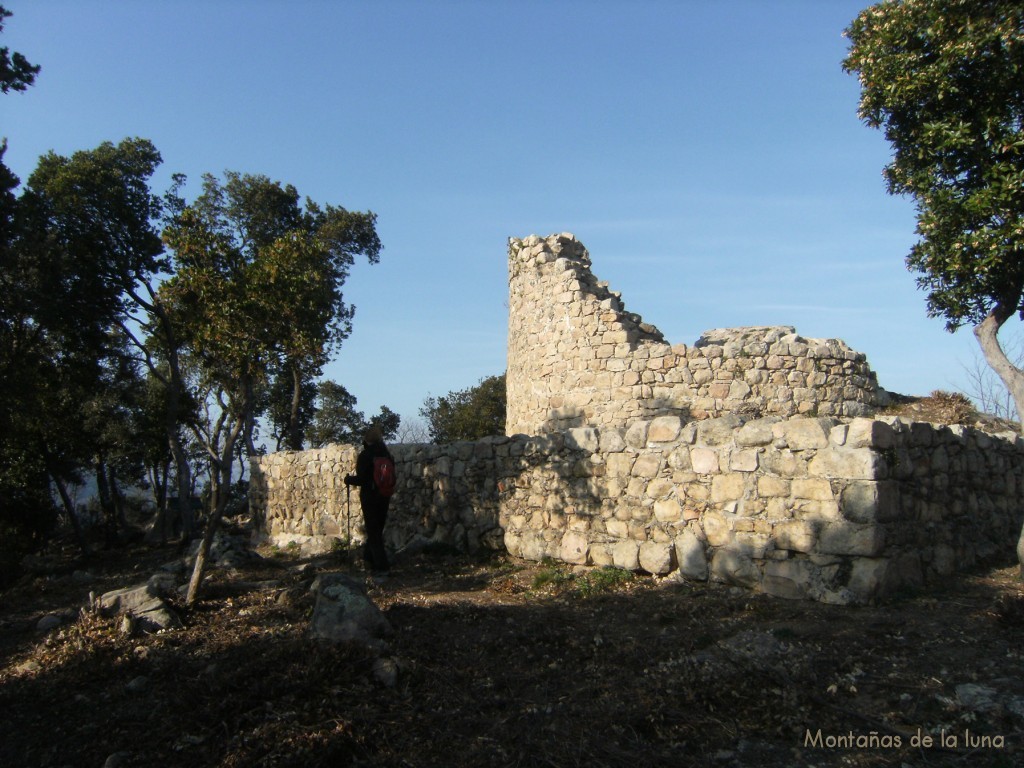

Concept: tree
[[395, 416, 431, 444], [420, 374, 506, 443], [844, 0, 1024, 427], [4, 139, 171, 553], [0, 5, 38, 94], [304, 380, 400, 448], [162, 171, 381, 604], [186, 171, 381, 452], [960, 331, 1023, 421]]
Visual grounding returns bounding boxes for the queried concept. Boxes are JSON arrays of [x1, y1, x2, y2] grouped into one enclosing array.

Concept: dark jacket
[[349, 441, 393, 499]]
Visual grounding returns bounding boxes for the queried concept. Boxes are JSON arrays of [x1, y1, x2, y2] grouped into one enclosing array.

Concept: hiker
[[344, 426, 395, 576]]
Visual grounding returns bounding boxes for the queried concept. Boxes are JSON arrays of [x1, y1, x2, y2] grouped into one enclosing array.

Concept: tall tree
[[305, 379, 400, 448], [162, 172, 380, 604], [6, 139, 176, 551], [420, 374, 506, 443], [844, 0, 1024, 426], [0, 5, 39, 94]]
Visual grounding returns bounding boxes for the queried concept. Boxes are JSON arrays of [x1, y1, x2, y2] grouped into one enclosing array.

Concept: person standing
[[345, 426, 394, 577]]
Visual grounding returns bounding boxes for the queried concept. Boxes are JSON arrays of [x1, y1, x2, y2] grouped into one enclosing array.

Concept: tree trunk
[[185, 414, 244, 606], [49, 470, 89, 557], [94, 458, 118, 547], [972, 304, 1024, 578], [169, 429, 194, 539], [972, 305, 1024, 431], [1018, 526, 1024, 578], [108, 470, 130, 532], [146, 461, 169, 541], [287, 363, 304, 451]]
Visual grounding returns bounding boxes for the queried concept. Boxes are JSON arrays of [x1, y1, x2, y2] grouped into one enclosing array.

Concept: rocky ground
[[0, 526, 1022, 768]]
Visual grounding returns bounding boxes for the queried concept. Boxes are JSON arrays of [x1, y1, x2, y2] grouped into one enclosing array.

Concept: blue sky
[[2, 1, 987, 429]]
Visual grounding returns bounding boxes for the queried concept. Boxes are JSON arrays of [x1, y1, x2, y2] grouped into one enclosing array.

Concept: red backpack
[[372, 456, 397, 497]]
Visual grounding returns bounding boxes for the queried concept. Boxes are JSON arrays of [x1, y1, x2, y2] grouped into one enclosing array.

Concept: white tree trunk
[[972, 307, 1024, 576], [1018, 523, 1024, 578], [972, 309, 1024, 431]]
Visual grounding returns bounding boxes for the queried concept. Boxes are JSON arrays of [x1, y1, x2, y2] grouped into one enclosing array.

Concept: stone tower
[[506, 233, 888, 436]]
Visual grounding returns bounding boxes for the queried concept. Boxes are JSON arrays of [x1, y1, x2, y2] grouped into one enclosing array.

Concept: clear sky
[[2, 1, 987, 430]]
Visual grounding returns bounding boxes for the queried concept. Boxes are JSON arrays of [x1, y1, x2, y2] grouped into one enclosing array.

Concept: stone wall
[[250, 230, 1023, 603], [506, 234, 888, 435], [250, 441, 510, 557], [250, 415, 1024, 604]]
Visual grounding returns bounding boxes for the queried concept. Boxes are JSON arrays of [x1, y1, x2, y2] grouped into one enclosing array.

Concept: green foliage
[[163, 171, 381, 454], [0, 5, 39, 94], [843, 0, 1024, 332], [305, 379, 400, 448], [1, 138, 166, 554], [420, 374, 506, 444], [530, 562, 635, 597], [530, 563, 574, 591], [574, 566, 635, 597]]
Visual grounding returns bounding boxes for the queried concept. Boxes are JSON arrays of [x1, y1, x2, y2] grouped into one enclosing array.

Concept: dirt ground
[[0, 529, 1022, 768]]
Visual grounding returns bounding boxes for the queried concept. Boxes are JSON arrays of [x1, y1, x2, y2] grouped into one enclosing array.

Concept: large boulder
[[309, 572, 392, 649], [97, 582, 182, 633]]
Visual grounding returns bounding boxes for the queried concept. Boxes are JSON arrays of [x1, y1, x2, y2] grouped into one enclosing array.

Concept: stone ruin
[[250, 233, 1024, 604]]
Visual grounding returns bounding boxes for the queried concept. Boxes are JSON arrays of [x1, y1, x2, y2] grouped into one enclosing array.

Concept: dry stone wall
[[250, 230, 1024, 603], [251, 441, 510, 557], [250, 415, 1024, 604], [506, 234, 888, 435]]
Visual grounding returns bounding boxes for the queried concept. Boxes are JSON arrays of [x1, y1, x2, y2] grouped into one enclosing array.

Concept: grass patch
[[574, 566, 634, 597], [529, 563, 635, 597]]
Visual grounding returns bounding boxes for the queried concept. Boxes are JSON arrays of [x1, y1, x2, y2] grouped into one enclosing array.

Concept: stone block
[[654, 498, 682, 522], [625, 421, 649, 448], [639, 541, 674, 575], [808, 447, 882, 480], [565, 427, 599, 452], [708, 382, 731, 398], [763, 559, 812, 600], [697, 414, 744, 445], [775, 417, 830, 450], [728, 380, 752, 400], [792, 499, 841, 521], [690, 447, 719, 474], [559, 531, 589, 564], [667, 446, 692, 471], [590, 544, 614, 567], [605, 519, 629, 538], [646, 478, 674, 498], [792, 478, 834, 501], [599, 429, 626, 453], [710, 473, 746, 503], [846, 557, 890, 600], [817, 523, 885, 556], [612, 540, 640, 570], [730, 449, 759, 472], [675, 529, 708, 580], [829, 424, 849, 446], [930, 544, 956, 576], [647, 415, 682, 443], [733, 532, 771, 559], [757, 475, 790, 498], [701, 512, 734, 547], [606, 453, 634, 478], [772, 520, 816, 553], [709, 547, 760, 587], [840, 481, 899, 523], [631, 453, 663, 478], [846, 419, 895, 449]]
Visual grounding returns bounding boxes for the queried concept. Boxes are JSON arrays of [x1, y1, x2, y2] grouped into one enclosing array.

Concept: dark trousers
[[360, 492, 390, 572]]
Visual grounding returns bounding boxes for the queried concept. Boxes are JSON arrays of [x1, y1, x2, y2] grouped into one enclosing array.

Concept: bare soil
[[1, 530, 1022, 768]]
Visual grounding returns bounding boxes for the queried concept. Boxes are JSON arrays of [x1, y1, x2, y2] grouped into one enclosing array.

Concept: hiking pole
[[345, 483, 352, 573]]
